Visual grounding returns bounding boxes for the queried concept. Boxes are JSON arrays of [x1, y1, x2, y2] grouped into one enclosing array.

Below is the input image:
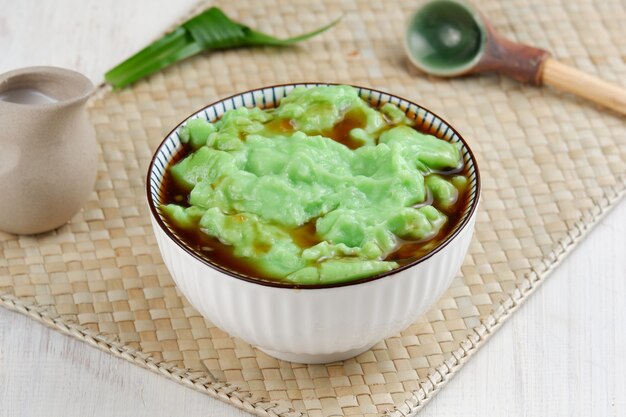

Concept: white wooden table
[[1, 2, 625, 416]]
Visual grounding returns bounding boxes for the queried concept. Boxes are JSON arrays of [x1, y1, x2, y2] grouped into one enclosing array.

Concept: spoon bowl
[[405, 0, 486, 77]]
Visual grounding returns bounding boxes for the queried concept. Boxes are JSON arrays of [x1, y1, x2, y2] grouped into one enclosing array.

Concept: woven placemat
[[2, 0, 625, 415]]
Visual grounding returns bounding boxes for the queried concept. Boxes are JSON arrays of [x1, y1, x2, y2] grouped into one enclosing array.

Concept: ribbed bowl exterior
[[151, 213, 475, 363], [147, 84, 480, 363]]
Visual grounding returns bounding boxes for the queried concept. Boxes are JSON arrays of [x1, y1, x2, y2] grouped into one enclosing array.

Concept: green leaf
[[244, 17, 343, 46], [105, 7, 340, 89], [105, 28, 202, 88], [183, 7, 248, 49]]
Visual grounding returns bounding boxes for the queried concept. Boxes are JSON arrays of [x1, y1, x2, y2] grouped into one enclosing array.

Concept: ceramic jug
[[0, 66, 97, 235]]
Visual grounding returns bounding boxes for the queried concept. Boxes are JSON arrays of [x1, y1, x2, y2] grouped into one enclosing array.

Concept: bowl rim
[[147, 82, 481, 289]]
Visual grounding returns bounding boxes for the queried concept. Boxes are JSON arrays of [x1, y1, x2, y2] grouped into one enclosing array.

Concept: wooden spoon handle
[[541, 58, 626, 116], [472, 19, 550, 85]]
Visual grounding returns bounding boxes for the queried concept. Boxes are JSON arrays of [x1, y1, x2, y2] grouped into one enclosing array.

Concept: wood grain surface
[[1, 1, 625, 416], [542, 58, 626, 116]]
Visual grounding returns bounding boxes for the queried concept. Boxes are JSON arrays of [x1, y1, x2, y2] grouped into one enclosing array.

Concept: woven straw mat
[[1, 0, 625, 416]]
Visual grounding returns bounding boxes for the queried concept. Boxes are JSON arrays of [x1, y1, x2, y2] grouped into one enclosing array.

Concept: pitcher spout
[[0, 66, 94, 110]]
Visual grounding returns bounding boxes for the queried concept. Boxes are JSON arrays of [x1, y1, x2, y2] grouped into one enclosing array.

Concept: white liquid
[[0, 88, 57, 104]]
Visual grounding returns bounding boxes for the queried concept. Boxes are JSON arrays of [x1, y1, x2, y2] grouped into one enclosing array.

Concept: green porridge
[[161, 85, 469, 284]]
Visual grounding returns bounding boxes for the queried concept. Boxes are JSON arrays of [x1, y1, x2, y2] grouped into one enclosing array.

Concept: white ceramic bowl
[[147, 84, 481, 364]]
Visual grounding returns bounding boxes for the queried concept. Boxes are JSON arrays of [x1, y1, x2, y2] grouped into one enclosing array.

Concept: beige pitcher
[[0, 66, 97, 235]]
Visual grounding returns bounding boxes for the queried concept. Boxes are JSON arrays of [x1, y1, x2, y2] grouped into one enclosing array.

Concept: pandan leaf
[[105, 7, 340, 88]]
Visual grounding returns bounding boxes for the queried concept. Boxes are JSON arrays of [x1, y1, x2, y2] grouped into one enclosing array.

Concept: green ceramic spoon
[[404, 0, 626, 115]]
